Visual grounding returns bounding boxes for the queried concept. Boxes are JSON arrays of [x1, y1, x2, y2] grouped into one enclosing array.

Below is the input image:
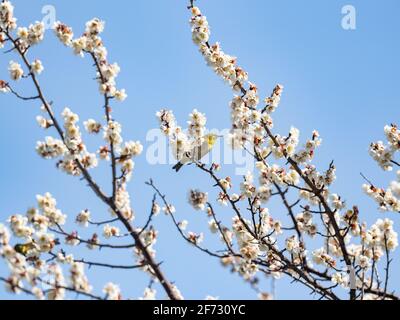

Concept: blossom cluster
[[70, 262, 92, 294], [113, 186, 134, 221], [369, 125, 400, 171], [36, 136, 66, 159], [54, 19, 126, 100], [134, 227, 159, 277], [285, 235, 306, 265], [364, 219, 398, 252], [188, 190, 208, 211], [190, 7, 265, 149], [293, 131, 322, 164], [17, 21, 45, 48], [36, 107, 141, 188], [188, 109, 207, 146], [190, 7, 247, 89], [1, 2, 45, 82], [0, 194, 88, 299], [36, 107, 99, 176], [296, 207, 317, 237], [231, 215, 283, 280], [312, 215, 398, 287], [51, 13, 144, 227], [270, 127, 300, 159], [363, 181, 400, 212], [103, 282, 121, 300], [366, 125, 400, 212], [256, 162, 299, 188], [297, 164, 337, 205], [0, 189, 141, 299], [0, 1, 17, 31]]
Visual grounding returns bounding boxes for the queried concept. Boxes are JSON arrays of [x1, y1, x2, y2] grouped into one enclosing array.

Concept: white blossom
[[103, 282, 121, 300], [53, 22, 73, 46], [0, 1, 17, 30], [8, 61, 23, 81], [84, 119, 101, 134], [188, 190, 208, 211], [75, 210, 91, 227], [139, 287, 156, 300], [103, 225, 120, 239]]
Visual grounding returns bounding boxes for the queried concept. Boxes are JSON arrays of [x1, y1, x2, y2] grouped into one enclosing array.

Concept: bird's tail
[[173, 162, 184, 173]]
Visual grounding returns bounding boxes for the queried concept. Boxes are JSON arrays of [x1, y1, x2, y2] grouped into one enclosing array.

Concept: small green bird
[[14, 242, 39, 256], [173, 133, 221, 172]]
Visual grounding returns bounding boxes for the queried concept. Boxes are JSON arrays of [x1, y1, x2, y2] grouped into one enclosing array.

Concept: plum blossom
[[103, 225, 120, 239], [53, 22, 73, 46], [8, 61, 23, 81], [84, 119, 102, 134], [188, 232, 204, 245], [75, 210, 91, 228], [0, 1, 17, 30], [69, 262, 92, 294], [36, 136, 66, 159], [140, 287, 157, 300], [17, 22, 45, 47], [188, 190, 208, 211], [31, 59, 44, 74], [0, 79, 9, 93], [103, 120, 123, 147], [103, 282, 121, 300]]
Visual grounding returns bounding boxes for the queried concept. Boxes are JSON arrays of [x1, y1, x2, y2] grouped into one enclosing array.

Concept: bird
[[14, 242, 39, 256], [173, 133, 221, 172]]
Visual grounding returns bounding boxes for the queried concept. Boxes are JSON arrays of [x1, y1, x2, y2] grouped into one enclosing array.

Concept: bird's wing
[[180, 150, 193, 165], [196, 142, 211, 161], [180, 142, 211, 164]]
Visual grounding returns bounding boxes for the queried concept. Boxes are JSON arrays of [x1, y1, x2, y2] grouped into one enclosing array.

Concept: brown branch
[[383, 235, 392, 300], [108, 201, 180, 300], [88, 51, 118, 201], [0, 276, 36, 296], [48, 252, 144, 270], [273, 182, 307, 266], [38, 278, 103, 300], [0, 276, 103, 300], [146, 179, 231, 259], [390, 160, 400, 168], [364, 288, 398, 301], [6, 83, 40, 101], [138, 194, 157, 237], [49, 226, 136, 250], [88, 218, 119, 227], [207, 202, 236, 255]]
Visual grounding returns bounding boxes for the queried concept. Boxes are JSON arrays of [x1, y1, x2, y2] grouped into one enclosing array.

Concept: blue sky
[[1, 0, 400, 300]]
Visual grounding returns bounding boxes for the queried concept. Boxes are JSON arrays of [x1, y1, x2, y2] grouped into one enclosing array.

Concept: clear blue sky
[[1, 0, 400, 300]]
